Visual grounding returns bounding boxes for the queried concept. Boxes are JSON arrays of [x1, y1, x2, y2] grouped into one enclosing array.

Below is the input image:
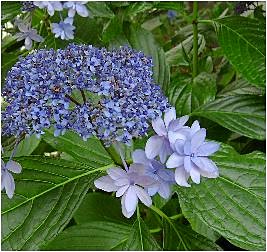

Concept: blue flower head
[[166, 120, 220, 187], [2, 44, 169, 146]]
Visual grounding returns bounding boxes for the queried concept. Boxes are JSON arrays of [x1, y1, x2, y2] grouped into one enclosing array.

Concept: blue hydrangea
[[2, 44, 169, 145], [21, 1, 36, 12]]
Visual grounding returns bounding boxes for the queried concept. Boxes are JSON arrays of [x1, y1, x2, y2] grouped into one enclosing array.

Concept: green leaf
[[102, 16, 129, 46], [87, 2, 115, 18], [218, 78, 265, 97], [192, 95, 266, 140], [176, 144, 266, 250], [2, 52, 19, 85], [74, 193, 132, 225], [212, 16, 266, 87], [123, 214, 161, 250], [42, 130, 113, 167], [43, 221, 131, 250], [3, 135, 41, 157], [165, 34, 206, 66], [163, 220, 221, 250], [168, 72, 217, 115], [1, 157, 115, 250], [124, 2, 154, 18], [127, 26, 170, 92], [1, 1, 21, 23]]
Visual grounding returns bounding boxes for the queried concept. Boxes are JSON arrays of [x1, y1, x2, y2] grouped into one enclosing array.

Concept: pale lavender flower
[[132, 149, 174, 199], [51, 18, 75, 40], [33, 1, 63, 16], [166, 122, 220, 187], [145, 107, 189, 163], [14, 20, 44, 50], [63, 1, 89, 17], [94, 164, 155, 218], [1, 160, 22, 199]]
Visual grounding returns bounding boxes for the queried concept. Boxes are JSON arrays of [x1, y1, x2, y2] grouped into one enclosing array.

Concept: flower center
[[190, 153, 195, 158]]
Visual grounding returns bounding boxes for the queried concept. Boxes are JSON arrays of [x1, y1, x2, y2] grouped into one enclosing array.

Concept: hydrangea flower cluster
[[21, 1, 36, 12], [2, 44, 168, 146], [94, 107, 220, 218]]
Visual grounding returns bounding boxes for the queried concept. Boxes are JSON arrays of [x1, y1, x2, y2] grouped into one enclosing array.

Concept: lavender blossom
[[1, 160, 22, 199], [51, 18, 75, 40], [14, 20, 44, 50], [145, 107, 189, 163], [2, 44, 168, 145], [94, 164, 155, 218], [166, 121, 220, 187], [63, 1, 89, 17], [132, 149, 174, 199], [33, 1, 63, 16]]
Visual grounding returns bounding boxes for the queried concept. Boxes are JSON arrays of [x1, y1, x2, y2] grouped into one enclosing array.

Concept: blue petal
[[197, 142, 220, 156]]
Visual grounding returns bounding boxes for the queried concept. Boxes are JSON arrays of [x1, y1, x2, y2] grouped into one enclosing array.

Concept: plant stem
[[170, 213, 183, 220], [192, 1, 198, 78]]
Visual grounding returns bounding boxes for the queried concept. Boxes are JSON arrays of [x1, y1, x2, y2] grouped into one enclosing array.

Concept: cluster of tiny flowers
[[2, 44, 168, 146], [21, 1, 36, 12], [94, 107, 220, 218]]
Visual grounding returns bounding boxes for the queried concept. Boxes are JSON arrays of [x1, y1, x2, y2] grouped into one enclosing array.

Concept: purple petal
[[159, 139, 172, 163], [190, 120, 201, 135], [94, 175, 118, 192], [25, 37, 32, 50], [175, 168, 190, 187], [145, 135, 164, 159], [168, 129, 188, 147], [147, 184, 160, 196], [197, 142, 220, 156], [107, 167, 127, 180], [115, 178, 129, 186], [166, 153, 184, 168], [190, 167, 200, 184], [132, 149, 149, 165], [121, 194, 135, 218], [76, 4, 89, 17], [164, 107, 176, 129], [174, 139, 185, 155], [135, 175, 156, 187], [183, 140, 191, 155], [168, 115, 189, 131], [3, 171, 15, 199], [158, 182, 171, 199], [68, 8, 76, 17], [152, 117, 167, 136], [157, 169, 174, 182], [191, 128, 206, 153], [129, 163, 145, 175], [193, 157, 219, 178], [184, 156, 192, 172], [116, 185, 129, 197], [125, 186, 138, 212], [5, 160, 22, 174], [134, 185, 152, 207]]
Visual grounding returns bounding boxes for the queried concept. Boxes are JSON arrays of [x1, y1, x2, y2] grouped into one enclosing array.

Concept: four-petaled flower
[[132, 149, 174, 199], [51, 18, 75, 40], [63, 1, 89, 17], [94, 164, 155, 218], [166, 122, 220, 187], [145, 107, 189, 163], [14, 20, 44, 50], [1, 160, 22, 199]]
